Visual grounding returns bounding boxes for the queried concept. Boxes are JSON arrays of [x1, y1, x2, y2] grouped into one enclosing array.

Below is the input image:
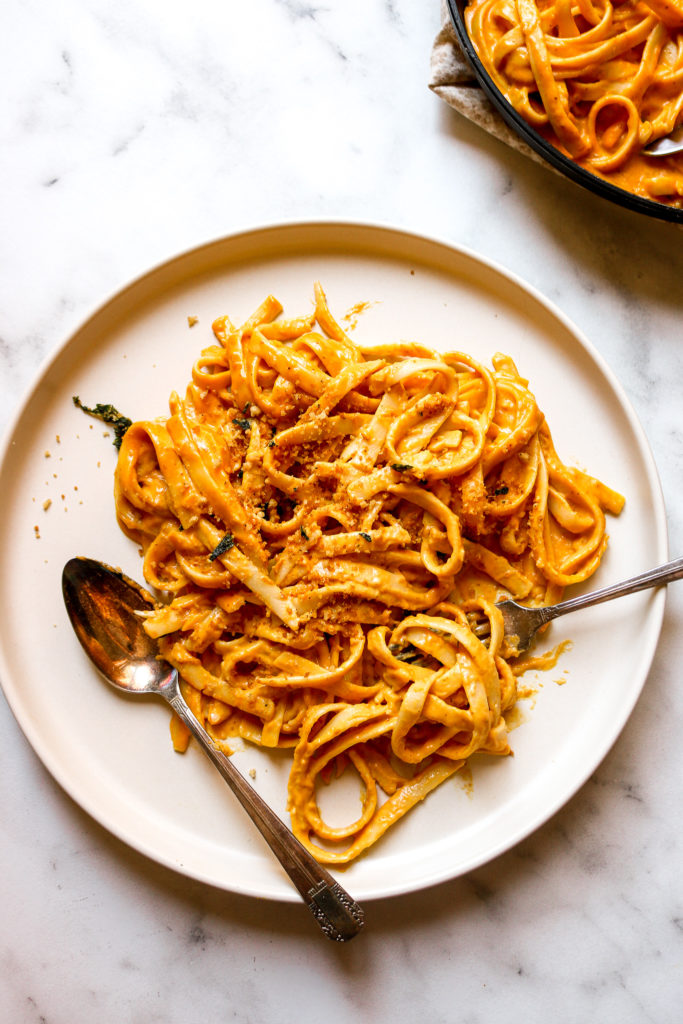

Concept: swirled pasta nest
[[114, 283, 623, 863]]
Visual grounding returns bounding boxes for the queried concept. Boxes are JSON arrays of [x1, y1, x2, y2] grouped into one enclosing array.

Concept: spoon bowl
[[62, 557, 174, 693], [62, 556, 364, 941]]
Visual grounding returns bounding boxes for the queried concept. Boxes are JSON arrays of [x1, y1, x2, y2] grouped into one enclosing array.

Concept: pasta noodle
[[465, 0, 683, 207], [114, 283, 624, 864]]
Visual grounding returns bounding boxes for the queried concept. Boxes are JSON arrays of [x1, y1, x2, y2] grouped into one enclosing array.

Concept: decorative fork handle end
[[307, 879, 365, 941]]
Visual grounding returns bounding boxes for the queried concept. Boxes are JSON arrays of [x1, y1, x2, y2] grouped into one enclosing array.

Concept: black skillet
[[445, 0, 683, 225]]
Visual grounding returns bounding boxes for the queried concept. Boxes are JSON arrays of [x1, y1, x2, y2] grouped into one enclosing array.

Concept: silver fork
[[472, 555, 683, 652]]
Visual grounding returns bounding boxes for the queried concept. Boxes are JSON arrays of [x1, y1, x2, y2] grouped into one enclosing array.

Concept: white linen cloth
[[429, 0, 561, 173]]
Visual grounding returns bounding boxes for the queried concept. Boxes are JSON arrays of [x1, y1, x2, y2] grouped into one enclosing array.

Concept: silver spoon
[[472, 555, 683, 653], [642, 125, 683, 157], [61, 556, 364, 942]]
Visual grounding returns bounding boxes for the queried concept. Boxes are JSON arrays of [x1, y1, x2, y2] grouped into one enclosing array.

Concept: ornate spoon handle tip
[[307, 879, 365, 941]]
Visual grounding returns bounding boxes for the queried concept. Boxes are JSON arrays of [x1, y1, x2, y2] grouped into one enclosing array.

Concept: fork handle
[[544, 555, 683, 623]]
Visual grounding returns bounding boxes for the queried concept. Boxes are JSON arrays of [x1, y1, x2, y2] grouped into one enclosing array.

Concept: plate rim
[[0, 218, 668, 901]]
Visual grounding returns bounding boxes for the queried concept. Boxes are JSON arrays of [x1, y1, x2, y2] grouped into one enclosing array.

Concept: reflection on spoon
[[62, 556, 364, 942]]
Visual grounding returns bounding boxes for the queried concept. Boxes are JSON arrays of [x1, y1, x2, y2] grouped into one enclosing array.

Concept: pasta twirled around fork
[[114, 283, 624, 863]]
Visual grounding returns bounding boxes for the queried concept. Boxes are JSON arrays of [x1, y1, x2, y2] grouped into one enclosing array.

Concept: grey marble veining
[[1, 2, 682, 1022]]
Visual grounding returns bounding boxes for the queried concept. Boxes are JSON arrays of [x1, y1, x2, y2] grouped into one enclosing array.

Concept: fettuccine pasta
[[465, 0, 683, 206], [114, 283, 624, 864]]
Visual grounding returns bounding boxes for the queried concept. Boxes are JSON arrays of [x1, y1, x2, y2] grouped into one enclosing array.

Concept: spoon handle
[[165, 686, 364, 942]]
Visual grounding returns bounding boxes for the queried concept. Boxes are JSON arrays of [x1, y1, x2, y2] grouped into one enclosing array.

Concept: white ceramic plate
[[0, 221, 666, 901]]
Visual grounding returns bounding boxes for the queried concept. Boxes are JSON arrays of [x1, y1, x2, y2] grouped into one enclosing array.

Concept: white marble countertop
[[1, 1, 682, 1021]]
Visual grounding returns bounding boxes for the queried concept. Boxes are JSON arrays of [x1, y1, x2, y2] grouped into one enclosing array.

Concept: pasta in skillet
[[465, 0, 683, 206], [114, 283, 624, 864]]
